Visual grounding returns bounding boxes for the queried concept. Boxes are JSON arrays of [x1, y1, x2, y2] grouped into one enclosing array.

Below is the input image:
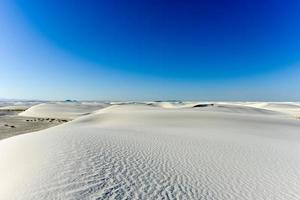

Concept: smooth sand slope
[[1, 102, 107, 140], [0, 102, 66, 139], [19, 102, 108, 119], [0, 101, 41, 111], [0, 110, 65, 140], [1, 103, 300, 199], [249, 102, 300, 117], [225, 102, 300, 118]]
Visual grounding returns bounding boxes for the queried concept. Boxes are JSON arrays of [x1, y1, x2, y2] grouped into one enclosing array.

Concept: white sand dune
[[0, 105, 29, 111], [227, 102, 300, 117], [1, 103, 300, 199], [19, 102, 109, 119], [0, 101, 41, 111], [254, 103, 300, 117], [152, 101, 200, 108]]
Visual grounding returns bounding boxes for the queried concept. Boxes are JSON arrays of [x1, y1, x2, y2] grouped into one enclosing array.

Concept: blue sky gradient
[[1, 0, 300, 101]]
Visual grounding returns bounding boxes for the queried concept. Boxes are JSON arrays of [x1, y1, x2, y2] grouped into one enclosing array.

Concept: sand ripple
[[1, 104, 300, 199]]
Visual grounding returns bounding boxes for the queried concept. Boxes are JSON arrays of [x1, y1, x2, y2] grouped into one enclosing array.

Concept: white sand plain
[[1, 102, 300, 199]]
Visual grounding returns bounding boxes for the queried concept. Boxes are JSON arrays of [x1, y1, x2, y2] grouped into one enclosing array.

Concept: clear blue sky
[[1, 0, 300, 101]]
